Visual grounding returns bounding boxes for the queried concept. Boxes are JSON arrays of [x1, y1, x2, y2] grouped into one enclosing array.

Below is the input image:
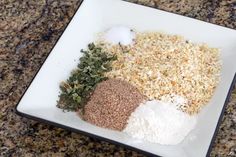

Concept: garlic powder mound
[[123, 100, 197, 145]]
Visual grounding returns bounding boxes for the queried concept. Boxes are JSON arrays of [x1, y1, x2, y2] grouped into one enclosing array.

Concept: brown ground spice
[[82, 79, 145, 131]]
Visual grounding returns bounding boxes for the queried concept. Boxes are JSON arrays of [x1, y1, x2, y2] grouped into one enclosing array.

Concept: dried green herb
[[57, 43, 117, 112]]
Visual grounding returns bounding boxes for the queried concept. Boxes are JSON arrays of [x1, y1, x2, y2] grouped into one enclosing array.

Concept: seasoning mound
[[101, 32, 221, 114], [82, 79, 145, 131], [57, 43, 117, 111], [104, 26, 135, 45], [124, 100, 197, 145]]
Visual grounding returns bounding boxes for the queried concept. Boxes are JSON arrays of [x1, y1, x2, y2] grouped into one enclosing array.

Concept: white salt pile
[[104, 26, 135, 45], [123, 100, 197, 145]]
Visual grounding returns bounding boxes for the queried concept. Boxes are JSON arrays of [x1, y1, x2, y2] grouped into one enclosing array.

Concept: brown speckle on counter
[[0, 0, 235, 156]]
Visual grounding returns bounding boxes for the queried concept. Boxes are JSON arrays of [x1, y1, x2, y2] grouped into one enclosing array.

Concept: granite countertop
[[0, 0, 235, 156]]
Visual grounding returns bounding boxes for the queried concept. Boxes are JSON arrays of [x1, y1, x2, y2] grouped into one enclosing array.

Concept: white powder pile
[[160, 94, 188, 111], [104, 26, 135, 45], [123, 100, 197, 145]]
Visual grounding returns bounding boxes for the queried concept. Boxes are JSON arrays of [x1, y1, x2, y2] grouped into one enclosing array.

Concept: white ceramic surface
[[16, 0, 236, 156]]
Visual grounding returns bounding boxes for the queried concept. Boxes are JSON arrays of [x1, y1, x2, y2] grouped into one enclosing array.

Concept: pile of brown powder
[[82, 79, 145, 131]]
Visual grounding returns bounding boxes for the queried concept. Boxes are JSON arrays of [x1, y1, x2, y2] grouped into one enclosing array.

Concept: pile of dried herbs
[[57, 43, 117, 112]]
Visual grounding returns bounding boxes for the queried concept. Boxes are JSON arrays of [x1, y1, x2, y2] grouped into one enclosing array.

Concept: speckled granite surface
[[0, 0, 235, 156]]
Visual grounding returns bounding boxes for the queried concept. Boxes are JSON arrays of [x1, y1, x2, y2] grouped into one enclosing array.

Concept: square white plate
[[16, 0, 236, 156]]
